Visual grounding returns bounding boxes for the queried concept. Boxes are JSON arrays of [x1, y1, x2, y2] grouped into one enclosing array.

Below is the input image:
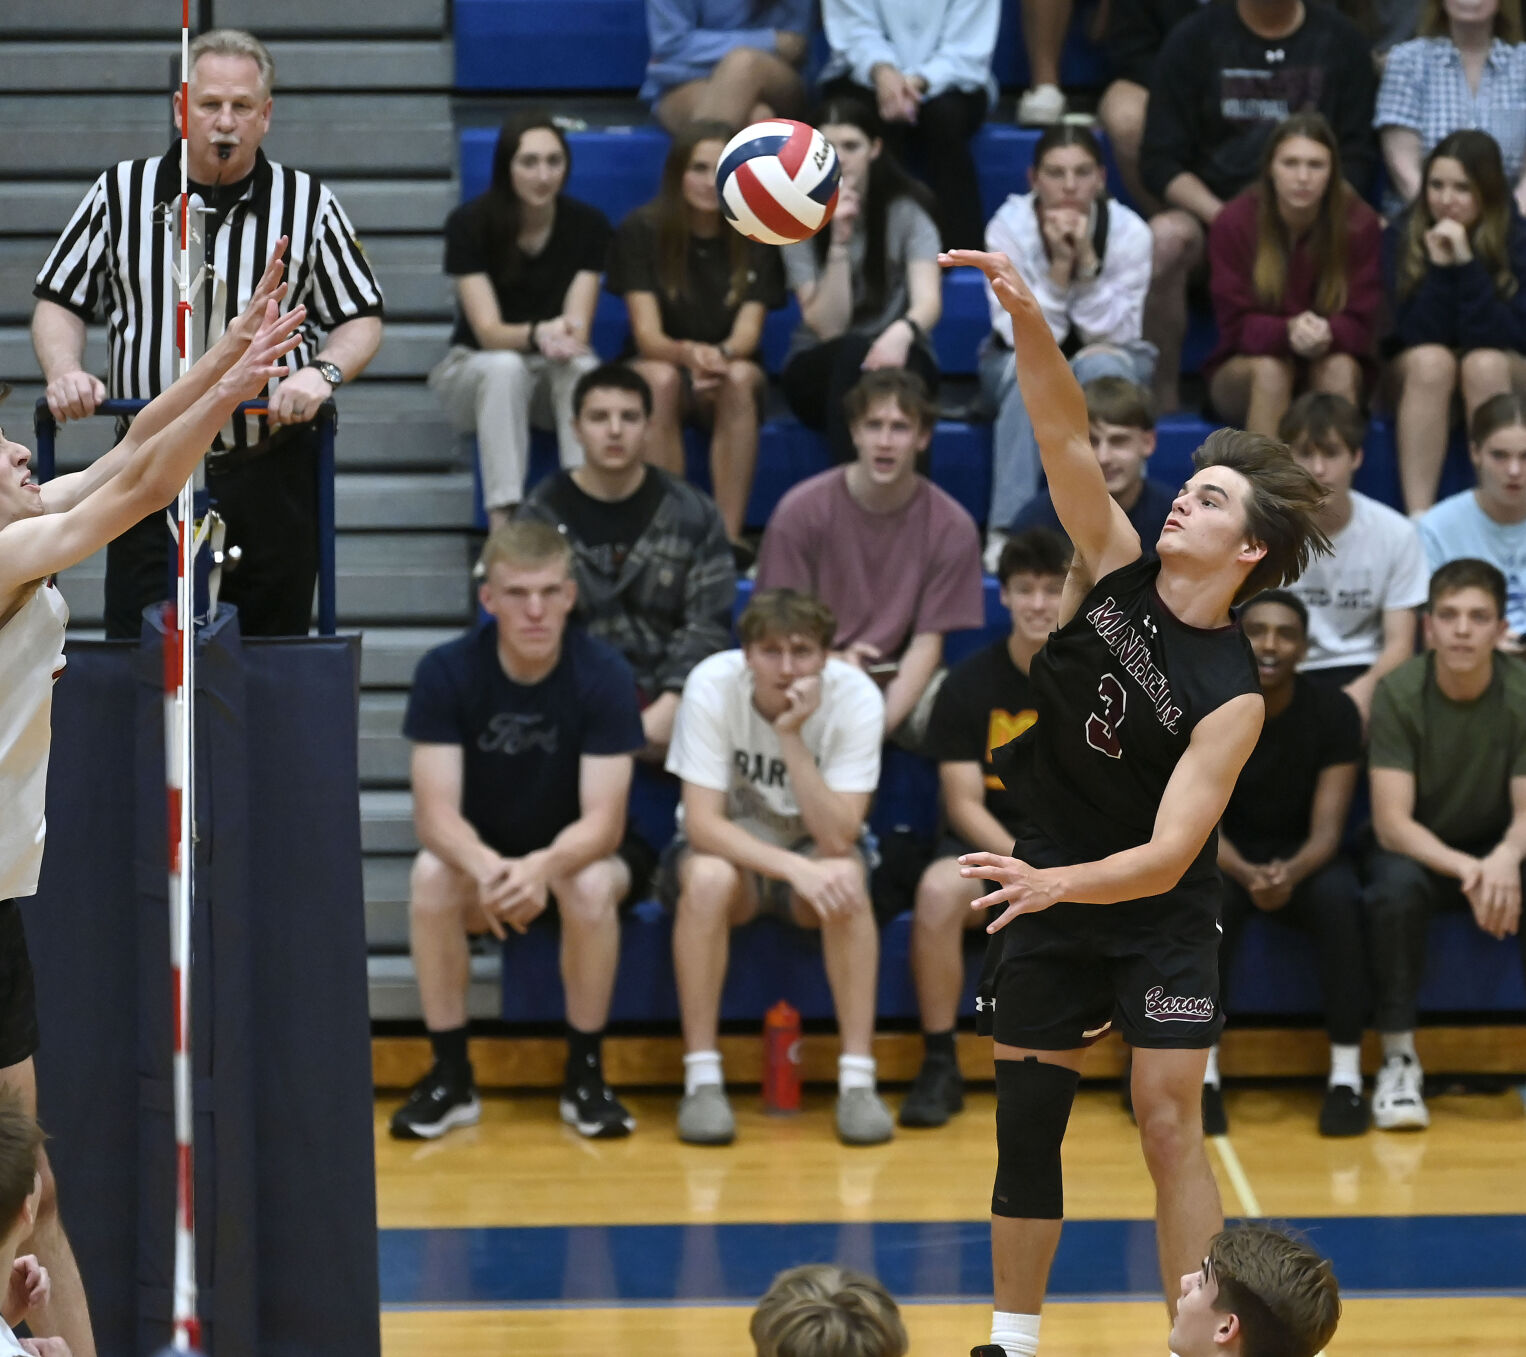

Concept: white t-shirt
[[0, 1314, 28, 1356], [666, 650, 884, 848], [1293, 491, 1429, 671]]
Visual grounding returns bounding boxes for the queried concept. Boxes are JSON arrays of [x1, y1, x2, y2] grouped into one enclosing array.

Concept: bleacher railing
[[33, 397, 338, 636]]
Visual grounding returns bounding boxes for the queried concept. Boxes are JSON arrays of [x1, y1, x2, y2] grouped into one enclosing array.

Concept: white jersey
[[0, 1314, 26, 1356], [0, 581, 69, 900]]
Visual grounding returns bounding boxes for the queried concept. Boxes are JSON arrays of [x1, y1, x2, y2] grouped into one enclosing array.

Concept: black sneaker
[[560, 1076, 636, 1138], [971, 1347, 1008, 1356], [389, 1063, 481, 1140], [1202, 1082, 1228, 1136], [1318, 1083, 1370, 1137], [899, 1059, 965, 1128]]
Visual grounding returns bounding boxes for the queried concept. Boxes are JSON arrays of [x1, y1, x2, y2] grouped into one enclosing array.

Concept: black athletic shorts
[[976, 821, 1224, 1050], [0, 900, 39, 1068]]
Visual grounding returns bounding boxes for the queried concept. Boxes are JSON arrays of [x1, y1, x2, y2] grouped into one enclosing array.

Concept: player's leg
[[627, 359, 687, 475], [1203, 876, 1258, 1137], [708, 359, 766, 542]]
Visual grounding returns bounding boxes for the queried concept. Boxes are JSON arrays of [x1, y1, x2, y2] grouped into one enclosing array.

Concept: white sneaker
[[983, 530, 1008, 575], [1372, 1054, 1429, 1130], [1017, 83, 1067, 126]]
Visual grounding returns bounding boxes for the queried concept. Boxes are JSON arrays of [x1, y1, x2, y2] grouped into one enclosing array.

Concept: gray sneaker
[[678, 1085, 736, 1145], [835, 1088, 894, 1145]]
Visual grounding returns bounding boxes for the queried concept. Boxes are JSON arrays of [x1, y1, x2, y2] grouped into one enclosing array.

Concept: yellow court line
[[1209, 1133, 1263, 1217]]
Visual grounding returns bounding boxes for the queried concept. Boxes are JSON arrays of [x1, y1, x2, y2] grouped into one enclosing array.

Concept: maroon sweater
[[1204, 188, 1384, 382]]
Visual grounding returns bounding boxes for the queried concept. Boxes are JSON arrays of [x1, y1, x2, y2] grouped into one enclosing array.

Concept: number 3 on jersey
[[1085, 673, 1126, 759]]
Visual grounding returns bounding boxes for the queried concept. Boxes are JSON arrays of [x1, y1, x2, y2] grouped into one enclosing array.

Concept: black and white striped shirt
[[34, 143, 385, 450]]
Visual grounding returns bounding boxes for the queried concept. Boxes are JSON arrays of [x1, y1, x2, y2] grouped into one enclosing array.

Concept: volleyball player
[[938, 248, 1329, 1357], [0, 246, 302, 1357]]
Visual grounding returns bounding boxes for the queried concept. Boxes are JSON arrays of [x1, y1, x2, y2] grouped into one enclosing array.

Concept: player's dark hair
[[1192, 429, 1332, 604], [1083, 375, 1155, 432], [843, 369, 935, 433], [998, 528, 1072, 586], [1240, 588, 1309, 636], [1278, 392, 1366, 459], [573, 363, 653, 418], [1469, 390, 1526, 448], [1206, 1225, 1340, 1357], [649, 120, 754, 313], [1428, 557, 1507, 616], [750, 1264, 907, 1357], [483, 111, 572, 290], [0, 1092, 41, 1238], [739, 589, 837, 650]]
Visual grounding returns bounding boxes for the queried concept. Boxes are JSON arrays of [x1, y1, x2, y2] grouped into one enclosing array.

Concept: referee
[[30, 27, 385, 638]]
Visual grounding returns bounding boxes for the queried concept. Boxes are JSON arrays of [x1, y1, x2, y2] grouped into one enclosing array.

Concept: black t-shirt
[[997, 555, 1260, 880], [443, 193, 612, 348], [1221, 677, 1362, 862], [402, 624, 643, 857], [538, 468, 667, 573], [605, 205, 784, 345], [923, 640, 1039, 835]]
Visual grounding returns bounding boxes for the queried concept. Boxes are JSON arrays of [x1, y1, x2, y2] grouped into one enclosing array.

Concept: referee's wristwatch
[[310, 360, 344, 390]]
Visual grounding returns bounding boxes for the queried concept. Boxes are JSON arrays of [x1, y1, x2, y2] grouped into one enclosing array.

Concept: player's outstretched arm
[[0, 299, 304, 595], [940, 249, 1139, 577]]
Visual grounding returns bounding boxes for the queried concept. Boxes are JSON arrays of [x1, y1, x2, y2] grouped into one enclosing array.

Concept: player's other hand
[[19, 1338, 72, 1357], [4, 1253, 48, 1324], [939, 250, 1038, 321], [44, 370, 105, 425], [226, 237, 290, 348], [959, 851, 1063, 930]]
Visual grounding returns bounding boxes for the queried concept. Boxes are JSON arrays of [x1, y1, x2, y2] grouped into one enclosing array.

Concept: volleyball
[[716, 119, 841, 246]]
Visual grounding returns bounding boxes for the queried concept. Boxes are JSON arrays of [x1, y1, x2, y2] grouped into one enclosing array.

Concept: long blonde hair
[[1397, 130, 1517, 301], [1252, 113, 1351, 316]]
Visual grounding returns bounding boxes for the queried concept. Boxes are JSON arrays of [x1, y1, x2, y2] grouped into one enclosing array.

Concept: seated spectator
[[641, 0, 811, 134], [1385, 129, 1526, 512], [430, 114, 608, 527], [979, 126, 1155, 548], [0, 1096, 54, 1357], [1139, 0, 1377, 411], [1205, 113, 1383, 437], [391, 523, 648, 1142], [780, 96, 942, 464], [757, 370, 985, 741], [900, 530, 1070, 1130], [518, 366, 736, 759], [1000, 376, 1175, 568], [1375, 0, 1526, 218], [819, 0, 998, 248], [1213, 591, 1368, 1138], [607, 121, 784, 547], [662, 590, 891, 1146], [1366, 557, 1526, 1130], [1169, 1225, 1341, 1357], [1016, 0, 1076, 127], [1418, 392, 1526, 640], [751, 1264, 908, 1357], [1280, 393, 1428, 725]]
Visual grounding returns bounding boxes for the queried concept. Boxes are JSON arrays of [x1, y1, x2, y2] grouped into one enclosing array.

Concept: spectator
[[1417, 391, 1526, 640], [1213, 591, 1368, 1138], [1280, 393, 1428, 725], [1001, 376, 1175, 568], [0, 1096, 55, 1357], [1016, 0, 1075, 126], [979, 125, 1155, 549], [662, 590, 891, 1146], [607, 120, 784, 547], [758, 370, 985, 742], [1139, 0, 1377, 412], [391, 522, 649, 1142], [518, 365, 735, 758], [819, 0, 998, 248], [642, 0, 811, 134], [1366, 557, 1526, 1130], [430, 113, 608, 528], [1375, 0, 1526, 218], [780, 96, 943, 464], [1205, 113, 1383, 437], [751, 1264, 908, 1357], [900, 530, 1070, 1130], [31, 27, 384, 638], [1385, 129, 1526, 512]]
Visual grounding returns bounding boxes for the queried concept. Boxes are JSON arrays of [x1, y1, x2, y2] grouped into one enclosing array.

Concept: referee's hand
[[44, 370, 105, 424]]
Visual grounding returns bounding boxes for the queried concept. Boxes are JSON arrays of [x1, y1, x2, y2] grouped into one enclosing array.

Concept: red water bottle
[[763, 999, 802, 1114]]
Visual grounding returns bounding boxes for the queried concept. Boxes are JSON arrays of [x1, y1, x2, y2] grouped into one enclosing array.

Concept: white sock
[[1202, 1043, 1220, 1088], [990, 1310, 1040, 1357], [1328, 1043, 1362, 1091], [1381, 1032, 1417, 1064], [683, 1050, 723, 1096], [838, 1053, 876, 1094]]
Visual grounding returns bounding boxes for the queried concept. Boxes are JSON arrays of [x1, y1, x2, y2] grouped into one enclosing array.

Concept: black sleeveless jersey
[[993, 555, 1260, 882]]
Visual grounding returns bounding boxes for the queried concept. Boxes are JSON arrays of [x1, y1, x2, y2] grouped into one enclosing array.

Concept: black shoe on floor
[[970, 1347, 1007, 1356], [1201, 1082, 1228, 1136], [1318, 1083, 1370, 1137], [389, 1062, 481, 1140], [560, 1076, 636, 1138], [899, 1059, 965, 1128]]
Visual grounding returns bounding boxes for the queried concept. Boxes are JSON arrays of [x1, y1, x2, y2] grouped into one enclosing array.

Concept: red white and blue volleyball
[[717, 119, 841, 246]]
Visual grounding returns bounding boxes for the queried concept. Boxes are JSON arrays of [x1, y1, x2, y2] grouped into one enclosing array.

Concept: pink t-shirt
[[756, 468, 985, 658]]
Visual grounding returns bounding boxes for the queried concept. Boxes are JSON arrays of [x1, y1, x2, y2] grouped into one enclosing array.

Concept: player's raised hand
[[959, 851, 1063, 931], [218, 301, 306, 405], [939, 249, 1040, 322], [225, 237, 290, 347]]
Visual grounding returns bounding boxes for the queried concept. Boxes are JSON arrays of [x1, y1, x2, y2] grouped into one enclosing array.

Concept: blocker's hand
[[218, 301, 306, 407], [959, 851, 1064, 931], [940, 249, 1040, 323], [224, 237, 290, 348]]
